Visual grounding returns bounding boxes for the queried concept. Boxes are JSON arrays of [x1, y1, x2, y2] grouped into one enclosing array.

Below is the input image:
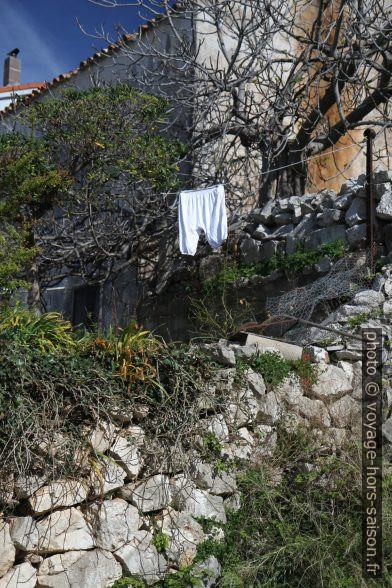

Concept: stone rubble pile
[[237, 169, 392, 266]]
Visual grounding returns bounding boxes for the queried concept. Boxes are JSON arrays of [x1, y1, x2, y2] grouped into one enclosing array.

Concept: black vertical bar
[[364, 129, 376, 270]]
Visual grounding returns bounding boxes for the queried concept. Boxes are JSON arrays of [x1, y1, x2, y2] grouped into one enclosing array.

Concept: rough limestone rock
[[128, 475, 172, 513], [335, 349, 362, 361], [304, 225, 346, 250], [384, 278, 392, 297], [224, 492, 241, 512], [203, 415, 229, 442], [230, 343, 258, 361], [90, 459, 126, 495], [240, 237, 263, 265], [330, 304, 369, 322], [314, 257, 332, 273], [376, 192, 392, 220], [203, 340, 236, 367], [10, 517, 39, 552], [226, 396, 252, 428], [382, 416, 392, 444], [115, 531, 167, 585], [108, 437, 142, 479], [329, 396, 360, 428], [37, 549, 121, 588], [298, 397, 331, 428], [317, 209, 344, 227], [244, 368, 266, 397], [346, 223, 366, 247], [192, 556, 222, 588], [334, 192, 354, 210], [122, 426, 146, 447], [239, 389, 260, 422], [223, 428, 254, 460], [11, 511, 94, 554], [35, 508, 95, 554], [28, 480, 88, 515], [190, 459, 237, 495], [345, 197, 366, 226], [274, 213, 292, 225], [305, 346, 329, 363], [374, 169, 392, 183], [0, 522, 15, 578], [340, 178, 363, 194], [268, 224, 295, 239], [171, 477, 226, 523], [352, 289, 384, 308], [384, 300, 392, 315], [308, 364, 352, 401], [87, 422, 116, 453], [0, 563, 36, 588], [275, 376, 303, 407], [85, 499, 140, 551], [375, 183, 390, 199], [292, 213, 316, 238], [257, 391, 281, 425], [252, 224, 271, 240], [158, 508, 204, 567], [182, 488, 226, 523], [14, 476, 46, 500]]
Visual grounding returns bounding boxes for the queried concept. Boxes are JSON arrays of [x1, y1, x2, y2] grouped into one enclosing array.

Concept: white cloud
[[0, 0, 66, 83]]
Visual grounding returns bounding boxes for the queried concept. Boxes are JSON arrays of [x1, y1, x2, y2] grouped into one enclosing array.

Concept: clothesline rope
[[159, 141, 367, 196]]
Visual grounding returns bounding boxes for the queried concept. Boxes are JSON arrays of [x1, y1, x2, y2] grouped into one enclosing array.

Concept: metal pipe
[[364, 128, 376, 270]]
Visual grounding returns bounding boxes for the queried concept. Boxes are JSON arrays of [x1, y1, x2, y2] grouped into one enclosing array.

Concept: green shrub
[[212, 428, 392, 587], [0, 304, 76, 352], [347, 312, 370, 329], [112, 577, 145, 588], [289, 358, 318, 392], [152, 532, 170, 553], [248, 351, 292, 388]]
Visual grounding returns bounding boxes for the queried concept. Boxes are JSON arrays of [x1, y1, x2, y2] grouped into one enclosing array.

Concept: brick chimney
[[3, 50, 21, 86]]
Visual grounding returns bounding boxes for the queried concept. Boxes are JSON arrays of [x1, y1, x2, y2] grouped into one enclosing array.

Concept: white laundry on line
[[178, 184, 228, 255]]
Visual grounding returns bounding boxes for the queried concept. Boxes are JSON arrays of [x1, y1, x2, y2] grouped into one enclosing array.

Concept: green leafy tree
[[0, 85, 183, 309]]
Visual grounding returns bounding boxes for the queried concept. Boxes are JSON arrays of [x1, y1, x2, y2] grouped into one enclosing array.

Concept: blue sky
[[0, 0, 148, 85]]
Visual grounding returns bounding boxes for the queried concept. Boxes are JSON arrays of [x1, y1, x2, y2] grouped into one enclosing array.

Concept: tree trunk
[[260, 146, 307, 204]]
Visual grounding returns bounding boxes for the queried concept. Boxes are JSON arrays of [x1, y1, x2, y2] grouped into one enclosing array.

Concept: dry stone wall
[[3, 267, 392, 586], [237, 169, 392, 266]]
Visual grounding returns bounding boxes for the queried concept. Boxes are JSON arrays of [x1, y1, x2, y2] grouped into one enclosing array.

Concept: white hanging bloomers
[[178, 184, 228, 255]]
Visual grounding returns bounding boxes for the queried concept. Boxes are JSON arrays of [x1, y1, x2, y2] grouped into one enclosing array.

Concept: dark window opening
[[72, 285, 99, 329]]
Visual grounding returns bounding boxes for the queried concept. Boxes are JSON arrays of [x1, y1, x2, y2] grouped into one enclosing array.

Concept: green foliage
[[316, 337, 335, 347], [112, 577, 145, 588], [0, 307, 220, 507], [347, 312, 370, 328], [203, 240, 346, 292], [259, 239, 345, 277], [155, 566, 204, 587], [0, 86, 184, 294], [152, 532, 171, 553], [0, 225, 37, 297], [289, 358, 318, 392], [237, 352, 317, 392], [0, 133, 68, 220], [23, 85, 183, 191], [0, 304, 75, 352], [213, 428, 392, 587], [90, 322, 163, 388], [248, 351, 292, 388], [202, 432, 222, 456]]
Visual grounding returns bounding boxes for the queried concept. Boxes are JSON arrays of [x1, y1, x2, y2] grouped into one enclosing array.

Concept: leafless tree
[[88, 0, 392, 204]]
